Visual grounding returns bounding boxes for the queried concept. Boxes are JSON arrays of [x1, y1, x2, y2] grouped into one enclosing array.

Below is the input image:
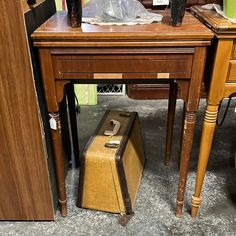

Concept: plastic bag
[[82, 0, 163, 25]]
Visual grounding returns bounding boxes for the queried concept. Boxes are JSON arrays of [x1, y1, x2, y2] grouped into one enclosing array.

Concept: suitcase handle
[[104, 119, 121, 136]]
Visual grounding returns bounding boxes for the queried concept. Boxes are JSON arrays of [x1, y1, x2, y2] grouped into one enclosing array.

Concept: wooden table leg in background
[[178, 102, 186, 168], [165, 81, 178, 165], [66, 83, 80, 167]]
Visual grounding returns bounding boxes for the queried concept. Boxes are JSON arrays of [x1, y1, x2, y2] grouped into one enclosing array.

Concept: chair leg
[[164, 82, 178, 165], [66, 83, 80, 167]]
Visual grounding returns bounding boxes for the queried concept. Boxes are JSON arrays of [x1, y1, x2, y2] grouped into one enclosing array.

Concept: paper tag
[[153, 0, 169, 5], [49, 117, 57, 130]]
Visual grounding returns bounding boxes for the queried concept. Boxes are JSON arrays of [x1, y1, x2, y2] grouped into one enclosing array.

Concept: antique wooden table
[[191, 6, 236, 217], [32, 10, 212, 217]]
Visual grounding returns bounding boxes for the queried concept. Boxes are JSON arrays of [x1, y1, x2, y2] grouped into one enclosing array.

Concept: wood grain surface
[[0, 1, 54, 220], [32, 11, 213, 46], [191, 6, 236, 35]]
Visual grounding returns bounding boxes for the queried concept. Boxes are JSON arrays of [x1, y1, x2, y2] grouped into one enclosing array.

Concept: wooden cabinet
[[0, 0, 57, 220], [191, 6, 236, 217]]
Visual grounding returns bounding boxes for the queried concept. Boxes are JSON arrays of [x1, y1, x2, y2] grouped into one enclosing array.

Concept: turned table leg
[[38, 49, 70, 216], [49, 112, 67, 217], [191, 104, 218, 217], [165, 82, 178, 165], [190, 39, 233, 217], [176, 110, 197, 217]]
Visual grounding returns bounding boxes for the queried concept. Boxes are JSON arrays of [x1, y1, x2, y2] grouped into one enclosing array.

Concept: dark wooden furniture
[[32, 10, 212, 217], [191, 6, 236, 217], [129, 0, 222, 99], [0, 0, 57, 220]]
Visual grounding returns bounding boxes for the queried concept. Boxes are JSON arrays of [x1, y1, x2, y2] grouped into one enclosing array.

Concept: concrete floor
[[1, 95, 236, 235]]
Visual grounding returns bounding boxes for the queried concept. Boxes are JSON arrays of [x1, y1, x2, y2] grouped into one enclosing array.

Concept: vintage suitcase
[[77, 110, 145, 219]]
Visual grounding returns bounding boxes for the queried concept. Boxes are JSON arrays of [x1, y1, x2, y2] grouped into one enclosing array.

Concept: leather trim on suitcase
[[115, 112, 137, 215]]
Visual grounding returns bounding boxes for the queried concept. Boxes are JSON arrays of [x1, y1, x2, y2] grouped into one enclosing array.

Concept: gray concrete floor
[[1, 95, 236, 235]]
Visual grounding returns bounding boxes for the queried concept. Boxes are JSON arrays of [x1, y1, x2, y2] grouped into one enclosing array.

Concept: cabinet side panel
[[0, 1, 54, 220], [24, 0, 59, 212]]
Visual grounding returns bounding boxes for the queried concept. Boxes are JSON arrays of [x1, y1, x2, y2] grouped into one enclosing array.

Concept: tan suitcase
[[77, 110, 145, 222]]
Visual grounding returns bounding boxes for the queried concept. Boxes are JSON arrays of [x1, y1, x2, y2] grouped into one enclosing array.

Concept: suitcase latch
[[104, 119, 121, 136], [104, 140, 120, 149]]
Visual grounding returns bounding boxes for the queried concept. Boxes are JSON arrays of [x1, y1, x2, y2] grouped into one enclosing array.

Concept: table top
[[32, 10, 213, 47], [191, 6, 236, 36]]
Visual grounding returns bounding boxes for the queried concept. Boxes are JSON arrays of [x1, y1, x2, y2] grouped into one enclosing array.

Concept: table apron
[[52, 53, 194, 80]]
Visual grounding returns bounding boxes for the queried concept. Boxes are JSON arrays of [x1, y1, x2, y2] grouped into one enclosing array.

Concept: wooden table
[[191, 6, 236, 217], [32, 10, 212, 217]]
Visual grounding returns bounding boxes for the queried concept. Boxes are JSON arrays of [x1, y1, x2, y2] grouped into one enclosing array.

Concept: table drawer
[[52, 54, 193, 80], [227, 60, 236, 82]]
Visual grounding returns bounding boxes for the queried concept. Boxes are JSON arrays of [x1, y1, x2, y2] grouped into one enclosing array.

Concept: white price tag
[[49, 117, 57, 130], [153, 0, 169, 6]]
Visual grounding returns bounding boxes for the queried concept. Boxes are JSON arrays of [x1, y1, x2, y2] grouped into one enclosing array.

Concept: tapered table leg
[[191, 104, 218, 217], [66, 84, 80, 167], [176, 110, 197, 217], [49, 112, 67, 216], [165, 82, 178, 165], [178, 102, 186, 169]]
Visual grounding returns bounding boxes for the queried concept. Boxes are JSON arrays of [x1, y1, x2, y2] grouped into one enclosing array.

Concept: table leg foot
[[164, 152, 171, 166], [176, 111, 196, 217], [191, 195, 201, 218], [59, 199, 68, 217], [176, 200, 184, 218]]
